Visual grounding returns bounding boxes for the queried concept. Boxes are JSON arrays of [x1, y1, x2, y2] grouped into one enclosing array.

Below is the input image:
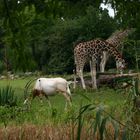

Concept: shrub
[[0, 85, 17, 107]]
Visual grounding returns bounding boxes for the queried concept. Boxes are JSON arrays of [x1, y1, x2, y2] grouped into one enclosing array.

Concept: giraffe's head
[[116, 59, 126, 73]]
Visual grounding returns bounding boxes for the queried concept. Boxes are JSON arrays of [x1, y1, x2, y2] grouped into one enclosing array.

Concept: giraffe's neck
[[102, 41, 125, 64], [105, 45, 125, 71], [106, 29, 133, 47]]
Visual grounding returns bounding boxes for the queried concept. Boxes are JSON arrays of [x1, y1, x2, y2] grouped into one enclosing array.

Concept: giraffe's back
[[74, 39, 106, 59]]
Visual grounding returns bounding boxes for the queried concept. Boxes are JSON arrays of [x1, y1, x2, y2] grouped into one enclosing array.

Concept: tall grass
[[0, 85, 17, 106]]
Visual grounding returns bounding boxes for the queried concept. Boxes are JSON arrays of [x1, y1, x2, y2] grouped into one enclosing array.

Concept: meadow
[[0, 76, 137, 139]]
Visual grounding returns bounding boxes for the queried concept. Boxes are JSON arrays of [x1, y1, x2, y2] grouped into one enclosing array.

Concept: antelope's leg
[[44, 94, 51, 107], [59, 91, 72, 107]]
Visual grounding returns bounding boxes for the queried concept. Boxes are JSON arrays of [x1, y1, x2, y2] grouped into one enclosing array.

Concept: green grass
[[1, 77, 137, 139], [0, 77, 126, 127]]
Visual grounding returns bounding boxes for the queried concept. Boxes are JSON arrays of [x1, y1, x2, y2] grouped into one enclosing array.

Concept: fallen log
[[72, 73, 139, 89]]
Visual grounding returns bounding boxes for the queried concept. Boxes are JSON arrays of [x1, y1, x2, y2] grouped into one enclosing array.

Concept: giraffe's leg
[[100, 51, 108, 73], [116, 61, 124, 74], [116, 61, 119, 73], [90, 59, 97, 89], [73, 69, 77, 89], [79, 69, 86, 89]]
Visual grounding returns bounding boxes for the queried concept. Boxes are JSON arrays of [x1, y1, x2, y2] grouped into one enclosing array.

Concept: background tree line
[[0, 0, 139, 74]]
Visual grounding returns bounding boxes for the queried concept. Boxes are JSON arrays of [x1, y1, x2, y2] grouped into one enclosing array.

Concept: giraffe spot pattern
[[74, 38, 125, 72]]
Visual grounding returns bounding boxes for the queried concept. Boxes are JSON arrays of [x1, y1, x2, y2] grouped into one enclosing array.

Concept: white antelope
[[24, 77, 72, 106]]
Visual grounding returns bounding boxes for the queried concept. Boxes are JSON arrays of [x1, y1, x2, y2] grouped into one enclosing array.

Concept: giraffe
[[100, 28, 135, 72], [74, 39, 125, 89]]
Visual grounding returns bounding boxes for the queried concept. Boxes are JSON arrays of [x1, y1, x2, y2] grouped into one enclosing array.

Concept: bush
[[0, 85, 17, 107]]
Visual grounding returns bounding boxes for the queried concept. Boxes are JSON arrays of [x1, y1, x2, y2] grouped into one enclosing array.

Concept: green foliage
[[122, 78, 140, 139], [0, 85, 17, 106], [104, 0, 140, 28], [0, 60, 5, 72], [0, 0, 118, 73], [0, 4, 37, 71], [123, 39, 140, 70], [0, 106, 21, 127], [74, 103, 123, 140], [0, 0, 139, 74]]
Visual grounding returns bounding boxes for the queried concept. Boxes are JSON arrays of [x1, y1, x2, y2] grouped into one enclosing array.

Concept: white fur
[[24, 77, 72, 105], [35, 77, 71, 95]]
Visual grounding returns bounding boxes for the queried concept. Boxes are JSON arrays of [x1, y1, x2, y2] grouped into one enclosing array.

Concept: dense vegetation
[[0, 0, 140, 74], [0, 1, 140, 139]]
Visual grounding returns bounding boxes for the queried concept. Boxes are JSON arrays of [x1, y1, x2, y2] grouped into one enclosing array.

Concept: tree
[[104, 0, 140, 28], [0, 0, 139, 73], [0, 0, 64, 71]]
